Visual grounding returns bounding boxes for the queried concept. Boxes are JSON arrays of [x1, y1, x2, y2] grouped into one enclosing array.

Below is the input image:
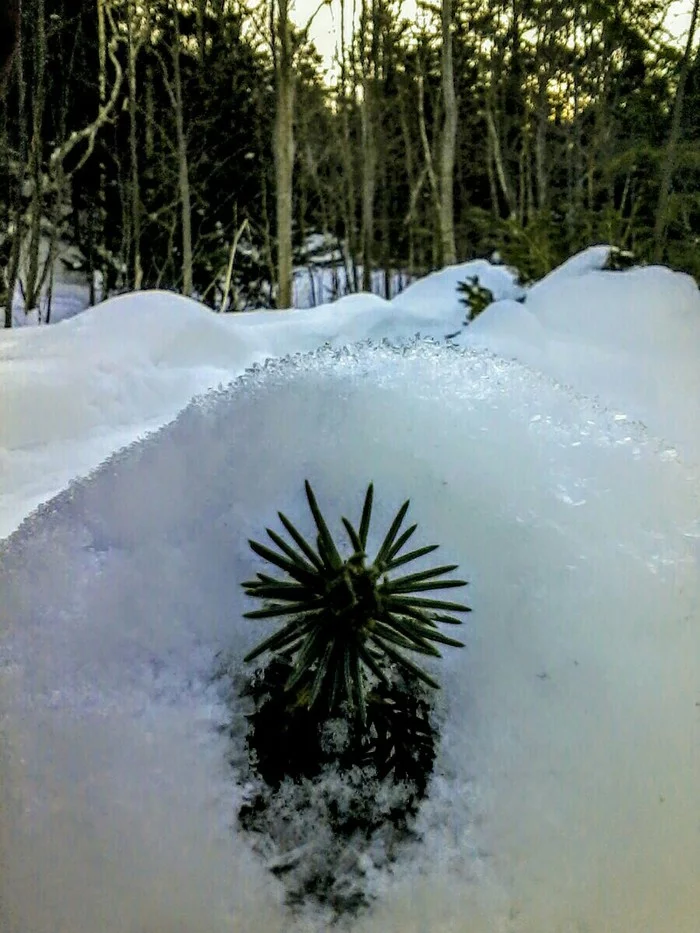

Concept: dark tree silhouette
[[0, 0, 20, 91]]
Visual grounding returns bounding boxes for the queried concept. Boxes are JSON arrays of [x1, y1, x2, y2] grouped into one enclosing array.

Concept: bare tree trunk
[[485, 103, 516, 218], [417, 72, 441, 243], [654, 0, 699, 262], [196, 0, 206, 66], [24, 0, 47, 314], [44, 159, 66, 322], [2, 0, 24, 326], [127, 1, 142, 289], [95, 0, 107, 302], [486, 126, 499, 216], [339, 0, 359, 291], [4, 214, 22, 327], [274, 0, 294, 308], [566, 6, 583, 247], [171, 4, 193, 295], [359, 0, 376, 292], [399, 86, 424, 274], [534, 76, 548, 211], [360, 116, 375, 291], [439, 0, 457, 264]]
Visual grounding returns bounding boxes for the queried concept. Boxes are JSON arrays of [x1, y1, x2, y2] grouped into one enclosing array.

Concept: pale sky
[[294, 0, 696, 76], [293, 0, 417, 74], [666, 0, 695, 41]]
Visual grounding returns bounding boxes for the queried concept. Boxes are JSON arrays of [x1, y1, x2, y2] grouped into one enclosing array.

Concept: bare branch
[[49, 5, 124, 175]]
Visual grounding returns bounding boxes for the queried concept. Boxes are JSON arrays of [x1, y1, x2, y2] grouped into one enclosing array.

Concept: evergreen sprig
[[242, 481, 469, 723], [457, 275, 494, 321]]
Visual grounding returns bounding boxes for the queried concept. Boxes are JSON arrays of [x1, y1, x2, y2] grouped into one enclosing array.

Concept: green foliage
[[242, 481, 468, 724], [457, 274, 494, 321], [236, 654, 437, 914], [495, 212, 570, 285]]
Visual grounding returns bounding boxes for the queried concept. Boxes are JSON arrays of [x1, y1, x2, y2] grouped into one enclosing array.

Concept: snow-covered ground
[[1, 248, 699, 932]]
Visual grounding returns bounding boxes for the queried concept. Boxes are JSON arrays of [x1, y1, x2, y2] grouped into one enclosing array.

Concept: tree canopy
[[1, 0, 698, 323]]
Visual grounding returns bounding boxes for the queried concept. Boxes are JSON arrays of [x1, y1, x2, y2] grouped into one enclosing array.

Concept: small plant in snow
[[229, 481, 470, 916], [242, 480, 469, 724], [457, 275, 494, 322]]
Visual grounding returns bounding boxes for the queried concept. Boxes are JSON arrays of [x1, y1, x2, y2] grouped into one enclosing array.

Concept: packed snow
[[1, 248, 699, 932]]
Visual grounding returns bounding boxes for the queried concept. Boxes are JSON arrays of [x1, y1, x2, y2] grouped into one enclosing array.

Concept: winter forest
[[2, 3, 700, 932], [1, 0, 699, 321]]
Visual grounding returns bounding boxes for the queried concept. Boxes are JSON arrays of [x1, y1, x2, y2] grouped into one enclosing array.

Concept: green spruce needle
[[241, 481, 469, 718]]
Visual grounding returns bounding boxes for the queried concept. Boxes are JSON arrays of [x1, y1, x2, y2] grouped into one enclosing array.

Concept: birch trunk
[[172, 5, 193, 296], [127, 1, 142, 290], [24, 0, 46, 314], [274, 0, 294, 308], [439, 0, 457, 264], [359, 0, 376, 292]]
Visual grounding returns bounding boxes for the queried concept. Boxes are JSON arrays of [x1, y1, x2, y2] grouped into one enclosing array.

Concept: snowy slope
[[4, 250, 700, 539], [1, 248, 699, 933], [0, 263, 521, 538]]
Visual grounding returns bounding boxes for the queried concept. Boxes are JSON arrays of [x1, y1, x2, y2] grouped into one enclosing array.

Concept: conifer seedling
[[457, 275, 494, 321], [242, 481, 469, 724]]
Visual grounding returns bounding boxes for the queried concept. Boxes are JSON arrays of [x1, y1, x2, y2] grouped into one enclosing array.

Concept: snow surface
[[1, 248, 699, 932], [0, 265, 521, 539], [464, 251, 700, 463]]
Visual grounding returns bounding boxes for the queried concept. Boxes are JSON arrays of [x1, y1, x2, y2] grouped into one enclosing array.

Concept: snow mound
[[393, 259, 523, 318], [466, 255, 700, 463], [0, 292, 264, 535], [1, 341, 698, 933], [0, 292, 253, 451], [530, 243, 613, 285], [3, 250, 700, 541], [0, 272, 514, 538]]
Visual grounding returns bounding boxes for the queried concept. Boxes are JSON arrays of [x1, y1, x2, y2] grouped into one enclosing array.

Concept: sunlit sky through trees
[[295, 0, 697, 76]]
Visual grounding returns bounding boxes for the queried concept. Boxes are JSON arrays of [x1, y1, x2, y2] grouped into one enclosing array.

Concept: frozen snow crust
[[2, 339, 699, 932]]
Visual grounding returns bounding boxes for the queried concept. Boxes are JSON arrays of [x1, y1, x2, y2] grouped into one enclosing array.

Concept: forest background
[[1, 0, 699, 323]]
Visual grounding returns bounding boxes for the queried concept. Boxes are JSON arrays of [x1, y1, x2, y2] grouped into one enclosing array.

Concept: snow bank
[[392, 258, 522, 318], [2, 249, 699, 541], [2, 248, 700, 931], [466, 247, 700, 463], [0, 266, 519, 538], [1, 343, 698, 933], [0, 292, 262, 536]]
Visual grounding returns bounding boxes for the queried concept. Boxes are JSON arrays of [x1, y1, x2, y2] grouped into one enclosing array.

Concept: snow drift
[[465, 247, 700, 463]]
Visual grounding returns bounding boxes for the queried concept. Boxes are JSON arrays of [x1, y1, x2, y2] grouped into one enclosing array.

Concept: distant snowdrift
[[0, 264, 521, 538], [392, 259, 522, 316], [466, 247, 700, 462], [1, 247, 699, 537], [0, 293, 257, 536]]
